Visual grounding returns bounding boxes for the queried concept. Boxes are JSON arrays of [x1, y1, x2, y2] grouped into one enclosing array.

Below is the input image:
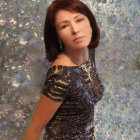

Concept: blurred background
[[0, 0, 140, 139]]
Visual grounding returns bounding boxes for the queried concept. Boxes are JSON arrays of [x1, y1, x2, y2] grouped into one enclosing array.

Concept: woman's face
[[55, 10, 92, 50]]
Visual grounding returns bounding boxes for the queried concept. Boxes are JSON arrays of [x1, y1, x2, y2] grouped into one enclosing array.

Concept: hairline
[[55, 11, 87, 29]]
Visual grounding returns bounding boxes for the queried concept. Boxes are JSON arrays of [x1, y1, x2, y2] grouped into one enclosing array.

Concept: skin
[[22, 94, 62, 140], [54, 10, 93, 66], [22, 10, 92, 140]]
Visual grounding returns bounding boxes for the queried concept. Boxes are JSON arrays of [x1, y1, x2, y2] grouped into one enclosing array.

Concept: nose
[[71, 23, 80, 35]]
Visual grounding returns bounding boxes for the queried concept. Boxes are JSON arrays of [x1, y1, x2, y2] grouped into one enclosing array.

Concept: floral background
[[0, 0, 139, 140]]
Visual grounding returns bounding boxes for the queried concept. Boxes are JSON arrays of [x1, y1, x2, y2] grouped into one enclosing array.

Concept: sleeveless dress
[[41, 57, 104, 140]]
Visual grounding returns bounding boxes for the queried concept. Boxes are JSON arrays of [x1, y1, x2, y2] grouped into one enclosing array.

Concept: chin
[[66, 42, 90, 50], [76, 42, 90, 49]]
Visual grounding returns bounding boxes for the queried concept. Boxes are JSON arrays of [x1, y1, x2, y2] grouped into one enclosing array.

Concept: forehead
[[56, 9, 81, 16], [55, 10, 84, 21]]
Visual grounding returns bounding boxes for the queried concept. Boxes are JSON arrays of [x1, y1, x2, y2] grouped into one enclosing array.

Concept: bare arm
[[22, 94, 62, 140]]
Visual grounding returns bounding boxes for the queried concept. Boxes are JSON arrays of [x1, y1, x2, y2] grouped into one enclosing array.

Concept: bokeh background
[[0, 0, 140, 140]]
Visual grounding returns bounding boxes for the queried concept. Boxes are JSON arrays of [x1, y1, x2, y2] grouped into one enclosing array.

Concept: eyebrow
[[57, 14, 81, 27]]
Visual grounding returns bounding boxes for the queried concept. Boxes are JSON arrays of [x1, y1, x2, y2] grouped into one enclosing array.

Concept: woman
[[22, 0, 104, 139]]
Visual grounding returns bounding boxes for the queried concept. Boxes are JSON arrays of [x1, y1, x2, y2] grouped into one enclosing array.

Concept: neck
[[64, 47, 89, 65]]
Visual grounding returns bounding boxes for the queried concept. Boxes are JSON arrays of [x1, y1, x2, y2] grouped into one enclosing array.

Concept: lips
[[73, 36, 85, 41]]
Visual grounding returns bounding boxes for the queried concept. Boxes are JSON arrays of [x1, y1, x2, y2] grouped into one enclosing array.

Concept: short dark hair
[[44, 0, 100, 62]]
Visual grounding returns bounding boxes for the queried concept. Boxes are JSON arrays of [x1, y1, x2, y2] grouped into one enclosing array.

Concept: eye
[[76, 18, 84, 22], [61, 24, 68, 29]]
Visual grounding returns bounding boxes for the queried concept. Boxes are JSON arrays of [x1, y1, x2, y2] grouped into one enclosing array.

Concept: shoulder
[[46, 53, 71, 78], [50, 53, 75, 68], [50, 59, 67, 67]]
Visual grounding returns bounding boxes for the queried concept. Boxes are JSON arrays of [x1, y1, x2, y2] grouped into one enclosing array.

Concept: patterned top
[[41, 57, 104, 140]]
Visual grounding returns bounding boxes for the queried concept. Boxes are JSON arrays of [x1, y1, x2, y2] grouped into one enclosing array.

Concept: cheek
[[85, 26, 92, 38], [87, 26, 92, 43], [58, 30, 71, 41], [88, 25, 92, 37], [84, 22, 92, 33], [90, 27, 92, 36], [57, 32, 70, 46]]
